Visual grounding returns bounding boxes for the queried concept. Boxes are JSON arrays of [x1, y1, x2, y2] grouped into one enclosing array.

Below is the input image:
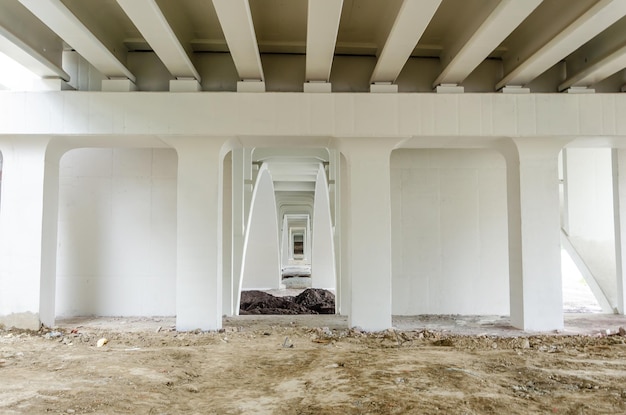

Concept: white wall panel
[[391, 149, 509, 315], [56, 147, 177, 317]]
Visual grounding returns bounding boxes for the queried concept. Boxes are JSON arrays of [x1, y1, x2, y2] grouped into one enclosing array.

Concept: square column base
[[565, 87, 595, 94], [435, 84, 464, 93], [102, 79, 137, 92], [170, 79, 202, 92], [501, 86, 530, 94], [370, 83, 398, 93], [304, 82, 332, 93], [237, 81, 265, 92]]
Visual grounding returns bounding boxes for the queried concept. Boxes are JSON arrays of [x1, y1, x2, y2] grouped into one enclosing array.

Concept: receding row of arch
[[2, 135, 615, 326]]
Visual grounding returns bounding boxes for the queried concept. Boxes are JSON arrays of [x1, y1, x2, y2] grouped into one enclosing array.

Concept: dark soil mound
[[239, 291, 314, 315], [294, 289, 336, 314], [239, 289, 335, 315]]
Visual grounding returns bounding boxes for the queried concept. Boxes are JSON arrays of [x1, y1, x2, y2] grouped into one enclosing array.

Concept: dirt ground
[[2, 315, 626, 414]]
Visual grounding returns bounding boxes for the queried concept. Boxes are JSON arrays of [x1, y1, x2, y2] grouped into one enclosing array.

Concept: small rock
[[282, 336, 294, 348], [521, 339, 530, 349], [155, 326, 162, 333], [619, 327, 626, 337], [96, 338, 108, 348], [67, 409, 75, 414], [492, 342, 498, 349]]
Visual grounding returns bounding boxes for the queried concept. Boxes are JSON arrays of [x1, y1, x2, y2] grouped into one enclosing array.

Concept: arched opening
[[559, 147, 612, 313], [55, 147, 178, 318], [237, 147, 338, 315]]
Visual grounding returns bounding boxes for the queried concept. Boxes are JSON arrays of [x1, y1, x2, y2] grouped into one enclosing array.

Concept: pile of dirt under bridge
[[239, 288, 335, 315]]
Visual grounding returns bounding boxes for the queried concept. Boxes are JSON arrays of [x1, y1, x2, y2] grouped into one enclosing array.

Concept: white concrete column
[[243, 148, 253, 226], [0, 137, 59, 329], [239, 164, 281, 291], [281, 215, 289, 268], [231, 148, 245, 315], [613, 149, 626, 314], [311, 164, 336, 289], [39, 143, 65, 328], [499, 138, 569, 331], [163, 137, 228, 331], [222, 152, 233, 316], [338, 138, 394, 331]]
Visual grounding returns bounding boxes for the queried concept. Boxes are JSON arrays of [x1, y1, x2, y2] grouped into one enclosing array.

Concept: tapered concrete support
[[240, 164, 281, 291], [0, 137, 59, 329], [339, 139, 394, 331], [39, 143, 65, 328], [613, 149, 626, 314], [499, 138, 570, 331], [164, 137, 228, 331], [311, 164, 336, 289]]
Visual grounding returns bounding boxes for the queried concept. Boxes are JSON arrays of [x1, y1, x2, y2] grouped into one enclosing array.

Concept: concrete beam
[[212, 0, 264, 81], [116, 0, 200, 81], [370, 0, 442, 84], [434, 0, 542, 87], [305, 0, 343, 82], [559, 43, 626, 91], [497, 0, 626, 89], [17, 0, 135, 81], [0, 22, 68, 81]]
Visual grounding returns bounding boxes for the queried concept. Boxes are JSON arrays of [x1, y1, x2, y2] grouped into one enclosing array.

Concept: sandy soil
[[2, 316, 626, 414]]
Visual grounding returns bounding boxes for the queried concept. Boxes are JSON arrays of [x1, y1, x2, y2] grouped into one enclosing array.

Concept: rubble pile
[[239, 288, 335, 315]]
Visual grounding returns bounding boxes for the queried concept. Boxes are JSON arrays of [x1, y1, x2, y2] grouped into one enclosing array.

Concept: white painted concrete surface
[[56, 148, 177, 317], [240, 164, 281, 290], [1, 92, 626, 332], [311, 165, 336, 290], [391, 149, 509, 315]]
